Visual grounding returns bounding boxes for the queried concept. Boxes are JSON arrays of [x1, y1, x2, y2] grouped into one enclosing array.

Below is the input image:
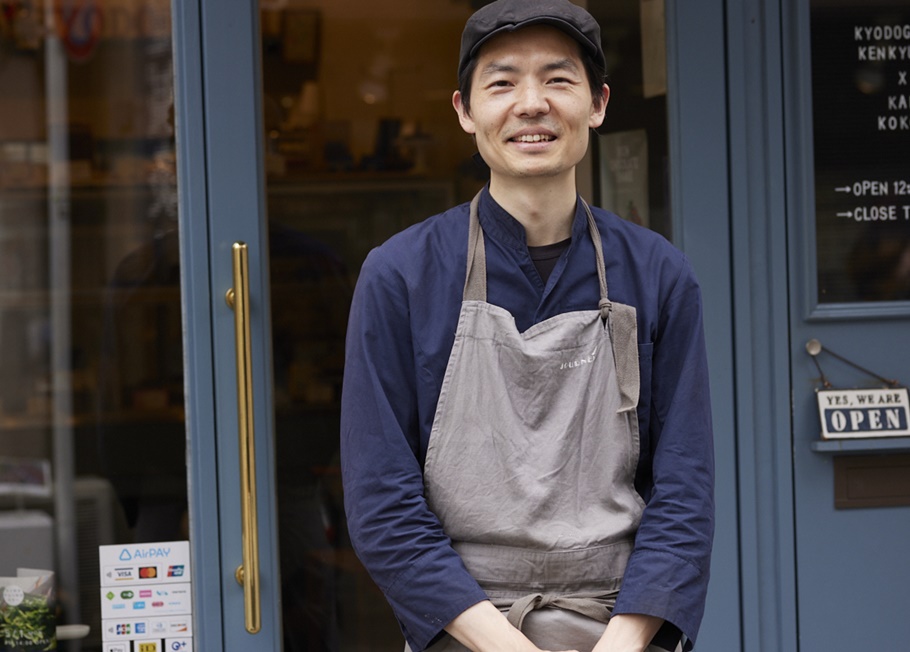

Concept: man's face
[[453, 25, 608, 184]]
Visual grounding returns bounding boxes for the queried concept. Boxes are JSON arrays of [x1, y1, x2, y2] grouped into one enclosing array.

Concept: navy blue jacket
[[341, 188, 714, 651]]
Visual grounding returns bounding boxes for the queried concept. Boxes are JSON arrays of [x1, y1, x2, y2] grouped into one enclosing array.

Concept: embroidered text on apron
[[419, 193, 648, 651]]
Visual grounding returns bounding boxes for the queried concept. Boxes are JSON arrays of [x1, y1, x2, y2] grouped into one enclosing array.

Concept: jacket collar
[[477, 185, 589, 251]]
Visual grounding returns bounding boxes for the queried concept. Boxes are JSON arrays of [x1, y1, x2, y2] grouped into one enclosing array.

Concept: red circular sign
[[55, 0, 103, 62]]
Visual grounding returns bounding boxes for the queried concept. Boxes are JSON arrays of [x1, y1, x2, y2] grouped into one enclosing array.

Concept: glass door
[[0, 0, 190, 650], [259, 2, 473, 647], [250, 0, 680, 649]]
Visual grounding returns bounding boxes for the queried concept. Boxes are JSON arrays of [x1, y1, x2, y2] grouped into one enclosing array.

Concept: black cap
[[458, 0, 605, 79]]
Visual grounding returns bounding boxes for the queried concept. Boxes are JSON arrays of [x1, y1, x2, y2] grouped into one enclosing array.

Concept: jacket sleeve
[[340, 248, 488, 651], [612, 254, 715, 650]]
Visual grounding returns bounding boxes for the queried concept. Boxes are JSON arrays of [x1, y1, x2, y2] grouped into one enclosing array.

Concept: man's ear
[[589, 83, 610, 130], [453, 91, 476, 135]]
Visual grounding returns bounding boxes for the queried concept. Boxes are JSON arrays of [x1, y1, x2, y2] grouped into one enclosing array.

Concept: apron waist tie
[[506, 593, 614, 631]]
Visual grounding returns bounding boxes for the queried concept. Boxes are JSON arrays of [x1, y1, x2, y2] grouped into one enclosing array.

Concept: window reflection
[[846, 222, 910, 301], [0, 1, 182, 650], [592, 0, 671, 241], [811, 1, 910, 303]]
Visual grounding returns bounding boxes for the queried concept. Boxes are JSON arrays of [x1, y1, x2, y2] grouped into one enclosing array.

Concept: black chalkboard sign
[[811, 2, 910, 303]]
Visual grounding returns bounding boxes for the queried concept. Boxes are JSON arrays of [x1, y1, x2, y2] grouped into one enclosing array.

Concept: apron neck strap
[[585, 202, 612, 320], [463, 191, 611, 319], [464, 192, 488, 302]]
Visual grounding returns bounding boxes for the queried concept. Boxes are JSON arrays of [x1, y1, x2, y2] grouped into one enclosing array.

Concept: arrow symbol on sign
[[834, 186, 852, 193], [837, 211, 853, 218]]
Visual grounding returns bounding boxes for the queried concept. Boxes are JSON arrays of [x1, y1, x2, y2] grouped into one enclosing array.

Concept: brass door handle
[[225, 242, 261, 634]]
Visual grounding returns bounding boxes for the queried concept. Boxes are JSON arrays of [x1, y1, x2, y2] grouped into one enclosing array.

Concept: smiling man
[[340, 2, 715, 652]]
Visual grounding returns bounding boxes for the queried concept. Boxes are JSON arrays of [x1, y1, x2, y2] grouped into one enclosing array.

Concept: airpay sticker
[[100, 542, 190, 587], [100, 542, 193, 645]]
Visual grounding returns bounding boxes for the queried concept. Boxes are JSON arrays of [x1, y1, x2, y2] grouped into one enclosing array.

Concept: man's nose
[[514, 83, 549, 117]]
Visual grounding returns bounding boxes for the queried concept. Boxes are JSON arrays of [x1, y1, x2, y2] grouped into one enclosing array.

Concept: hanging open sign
[[817, 387, 910, 439]]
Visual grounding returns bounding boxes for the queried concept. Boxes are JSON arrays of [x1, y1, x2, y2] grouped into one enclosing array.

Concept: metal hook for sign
[[805, 338, 901, 389], [805, 339, 832, 388]]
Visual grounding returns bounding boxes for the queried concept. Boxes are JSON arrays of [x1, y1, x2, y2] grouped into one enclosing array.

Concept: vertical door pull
[[225, 242, 261, 634]]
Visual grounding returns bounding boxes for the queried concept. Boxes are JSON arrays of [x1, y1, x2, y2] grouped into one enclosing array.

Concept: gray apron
[[416, 194, 667, 652]]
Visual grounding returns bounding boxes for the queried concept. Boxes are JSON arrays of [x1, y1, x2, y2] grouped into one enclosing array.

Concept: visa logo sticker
[[112, 568, 135, 581]]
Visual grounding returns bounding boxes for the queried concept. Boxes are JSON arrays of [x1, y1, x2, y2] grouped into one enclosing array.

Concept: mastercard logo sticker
[[138, 567, 158, 579]]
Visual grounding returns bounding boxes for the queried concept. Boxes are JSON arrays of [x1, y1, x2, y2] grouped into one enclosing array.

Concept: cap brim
[[467, 16, 598, 65]]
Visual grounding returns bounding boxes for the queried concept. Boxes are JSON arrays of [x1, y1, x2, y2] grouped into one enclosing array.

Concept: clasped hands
[[446, 600, 664, 652]]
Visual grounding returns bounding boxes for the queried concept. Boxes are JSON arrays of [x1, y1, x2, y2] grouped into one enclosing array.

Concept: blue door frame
[[171, 1, 226, 649], [725, 0, 800, 649], [665, 1, 741, 650], [173, 0, 283, 649]]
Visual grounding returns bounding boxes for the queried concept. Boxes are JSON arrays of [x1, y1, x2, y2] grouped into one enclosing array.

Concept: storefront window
[[0, 1, 183, 649], [811, 1, 910, 303], [592, 0, 672, 240]]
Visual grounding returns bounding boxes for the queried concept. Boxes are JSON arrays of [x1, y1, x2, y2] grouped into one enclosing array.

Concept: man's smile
[[510, 133, 556, 143]]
